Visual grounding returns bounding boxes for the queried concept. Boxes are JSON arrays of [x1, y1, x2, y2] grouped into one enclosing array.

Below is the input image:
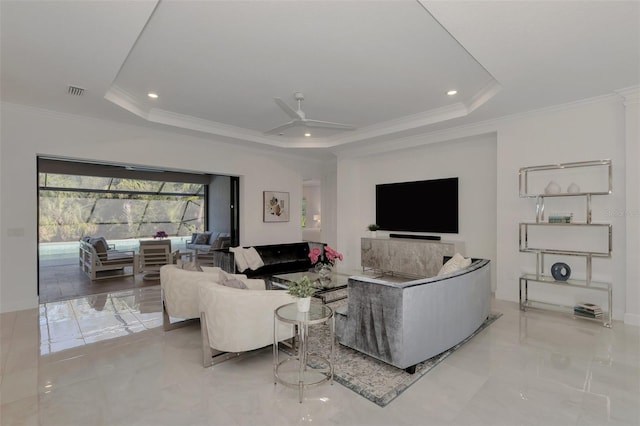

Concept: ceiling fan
[[264, 92, 356, 135]]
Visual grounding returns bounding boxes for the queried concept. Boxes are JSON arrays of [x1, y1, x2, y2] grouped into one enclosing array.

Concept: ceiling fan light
[[446, 90, 458, 96], [148, 92, 159, 99]]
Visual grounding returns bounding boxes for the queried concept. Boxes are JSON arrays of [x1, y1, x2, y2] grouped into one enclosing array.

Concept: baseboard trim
[[1, 296, 40, 313], [624, 312, 640, 327]]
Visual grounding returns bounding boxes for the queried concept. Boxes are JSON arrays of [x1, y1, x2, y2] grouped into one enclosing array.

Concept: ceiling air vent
[[67, 85, 85, 96]]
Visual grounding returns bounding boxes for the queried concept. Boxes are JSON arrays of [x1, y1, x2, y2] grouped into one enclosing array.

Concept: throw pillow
[[229, 246, 249, 272], [222, 278, 248, 289], [208, 232, 220, 245], [217, 269, 234, 284], [216, 269, 248, 289], [437, 253, 472, 276], [177, 258, 203, 272], [194, 232, 211, 245], [244, 247, 265, 270], [212, 237, 230, 249]]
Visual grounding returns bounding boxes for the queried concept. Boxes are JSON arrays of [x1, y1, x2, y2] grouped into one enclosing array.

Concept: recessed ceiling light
[[148, 92, 158, 99], [447, 90, 458, 96], [304, 132, 311, 137]]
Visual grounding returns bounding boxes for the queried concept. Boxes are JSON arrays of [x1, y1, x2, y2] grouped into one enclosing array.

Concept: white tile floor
[[1, 292, 639, 426], [38, 287, 163, 355]]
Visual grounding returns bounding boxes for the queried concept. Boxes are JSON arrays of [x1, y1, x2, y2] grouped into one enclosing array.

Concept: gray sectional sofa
[[335, 258, 491, 373]]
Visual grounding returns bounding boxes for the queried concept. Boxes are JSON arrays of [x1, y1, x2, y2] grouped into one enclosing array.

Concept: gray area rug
[[304, 305, 502, 407]]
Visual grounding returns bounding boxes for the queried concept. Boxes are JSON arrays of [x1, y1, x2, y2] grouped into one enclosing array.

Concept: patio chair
[[138, 239, 177, 280]]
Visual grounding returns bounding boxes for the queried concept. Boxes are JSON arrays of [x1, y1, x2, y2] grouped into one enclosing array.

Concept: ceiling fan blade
[[274, 98, 300, 120], [303, 119, 356, 131], [263, 120, 298, 135]]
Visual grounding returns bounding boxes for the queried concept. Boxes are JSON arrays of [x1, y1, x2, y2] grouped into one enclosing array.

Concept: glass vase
[[315, 263, 332, 281]]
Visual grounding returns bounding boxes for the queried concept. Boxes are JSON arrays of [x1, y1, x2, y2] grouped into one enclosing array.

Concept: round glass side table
[[273, 302, 334, 403]]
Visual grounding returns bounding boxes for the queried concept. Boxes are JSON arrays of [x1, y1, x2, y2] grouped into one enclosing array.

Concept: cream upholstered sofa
[[198, 277, 296, 367], [159, 264, 262, 330], [160, 263, 296, 367]]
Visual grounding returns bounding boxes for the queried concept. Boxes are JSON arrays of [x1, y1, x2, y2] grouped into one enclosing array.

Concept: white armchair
[[198, 278, 296, 367], [160, 264, 257, 330]]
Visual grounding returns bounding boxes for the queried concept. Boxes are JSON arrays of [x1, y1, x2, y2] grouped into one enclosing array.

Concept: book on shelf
[[549, 215, 573, 223], [574, 310, 603, 319], [573, 302, 603, 318]]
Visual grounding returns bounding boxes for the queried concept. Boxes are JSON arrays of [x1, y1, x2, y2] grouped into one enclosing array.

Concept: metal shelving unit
[[518, 159, 613, 327]]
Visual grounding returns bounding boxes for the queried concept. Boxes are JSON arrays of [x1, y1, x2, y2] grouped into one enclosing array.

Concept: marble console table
[[361, 237, 464, 278]]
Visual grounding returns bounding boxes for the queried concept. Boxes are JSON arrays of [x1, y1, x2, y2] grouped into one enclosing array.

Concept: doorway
[[37, 157, 238, 303], [302, 180, 322, 243]]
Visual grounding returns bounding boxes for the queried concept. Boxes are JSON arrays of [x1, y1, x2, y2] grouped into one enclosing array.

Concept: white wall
[[2, 93, 637, 324], [0, 102, 328, 312], [336, 134, 498, 290], [620, 88, 639, 326], [496, 97, 627, 320], [336, 93, 636, 324]]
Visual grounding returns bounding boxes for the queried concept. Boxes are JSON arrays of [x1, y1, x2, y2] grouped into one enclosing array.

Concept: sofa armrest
[[243, 278, 266, 290], [340, 277, 404, 364], [198, 283, 296, 352]]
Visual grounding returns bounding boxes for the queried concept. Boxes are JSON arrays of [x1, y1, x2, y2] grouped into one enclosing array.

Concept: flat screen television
[[376, 177, 458, 233]]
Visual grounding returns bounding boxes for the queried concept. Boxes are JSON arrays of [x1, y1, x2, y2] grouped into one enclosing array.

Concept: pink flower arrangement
[[309, 245, 343, 267]]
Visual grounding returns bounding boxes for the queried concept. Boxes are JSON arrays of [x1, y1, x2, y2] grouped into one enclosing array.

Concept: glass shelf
[[519, 159, 612, 198], [519, 299, 611, 328], [520, 273, 610, 291], [519, 223, 612, 257], [518, 159, 612, 328]]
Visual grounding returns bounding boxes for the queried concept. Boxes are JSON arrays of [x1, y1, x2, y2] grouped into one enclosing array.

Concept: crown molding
[[103, 81, 503, 150], [103, 85, 149, 120], [334, 90, 630, 159], [466, 80, 502, 113], [615, 85, 640, 105], [326, 102, 470, 148], [146, 108, 290, 148]]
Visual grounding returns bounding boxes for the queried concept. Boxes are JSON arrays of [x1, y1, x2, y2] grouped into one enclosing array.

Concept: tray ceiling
[[1, 1, 638, 150]]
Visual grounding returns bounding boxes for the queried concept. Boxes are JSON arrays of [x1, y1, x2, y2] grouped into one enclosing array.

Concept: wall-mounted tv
[[376, 177, 458, 234]]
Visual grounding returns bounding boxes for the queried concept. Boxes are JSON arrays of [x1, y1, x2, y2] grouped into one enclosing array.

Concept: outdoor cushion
[[90, 237, 108, 254], [194, 232, 211, 245]]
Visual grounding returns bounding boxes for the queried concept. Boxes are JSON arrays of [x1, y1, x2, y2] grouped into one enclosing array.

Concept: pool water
[[39, 237, 189, 260]]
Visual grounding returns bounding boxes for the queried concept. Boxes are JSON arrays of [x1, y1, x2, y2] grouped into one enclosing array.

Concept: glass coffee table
[[270, 270, 353, 304]]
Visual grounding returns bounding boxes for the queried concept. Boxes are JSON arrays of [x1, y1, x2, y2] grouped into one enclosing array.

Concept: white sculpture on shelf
[[544, 181, 561, 194]]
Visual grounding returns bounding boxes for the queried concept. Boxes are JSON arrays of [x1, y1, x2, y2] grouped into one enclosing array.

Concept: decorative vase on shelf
[[551, 262, 571, 281], [297, 297, 311, 313], [567, 182, 580, 193], [545, 181, 561, 195], [370, 231, 377, 238]]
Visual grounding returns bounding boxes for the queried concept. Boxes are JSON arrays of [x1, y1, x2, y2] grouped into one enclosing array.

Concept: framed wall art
[[263, 191, 290, 222]]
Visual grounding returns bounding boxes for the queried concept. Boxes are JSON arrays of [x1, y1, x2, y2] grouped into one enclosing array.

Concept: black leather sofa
[[212, 242, 314, 278]]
